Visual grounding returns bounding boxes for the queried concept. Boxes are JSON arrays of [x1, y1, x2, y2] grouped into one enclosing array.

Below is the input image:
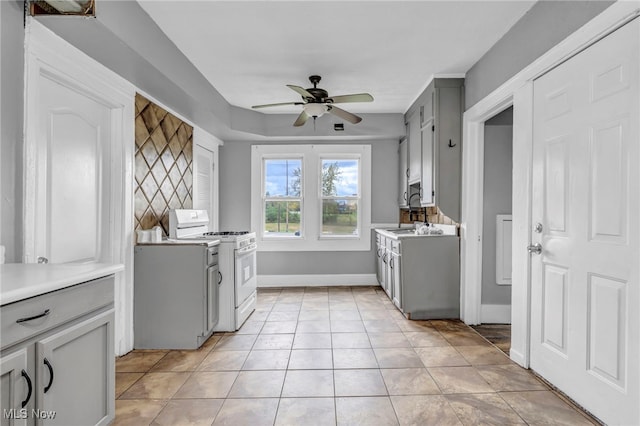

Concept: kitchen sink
[[385, 228, 416, 235]]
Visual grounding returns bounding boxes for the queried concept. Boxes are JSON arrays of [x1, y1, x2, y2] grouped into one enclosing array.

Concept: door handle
[[43, 358, 54, 393], [527, 243, 542, 255], [21, 370, 32, 408]]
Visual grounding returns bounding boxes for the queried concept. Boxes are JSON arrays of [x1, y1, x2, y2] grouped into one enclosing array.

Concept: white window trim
[[251, 144, 371, 251]]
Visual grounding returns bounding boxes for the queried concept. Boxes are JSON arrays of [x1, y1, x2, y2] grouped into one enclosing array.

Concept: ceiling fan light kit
[[251, 75, 374, 128], [303, 103, 328, 118]]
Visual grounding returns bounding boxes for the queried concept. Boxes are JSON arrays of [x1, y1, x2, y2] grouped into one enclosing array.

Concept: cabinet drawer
[[1, 275, 114, 350]]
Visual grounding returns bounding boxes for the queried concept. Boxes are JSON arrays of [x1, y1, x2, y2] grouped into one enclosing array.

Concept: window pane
[[265, 201, 301, 236], [321, 159, 359, 197], [322, 199, 358, 236], [265, 159, 302, 197]]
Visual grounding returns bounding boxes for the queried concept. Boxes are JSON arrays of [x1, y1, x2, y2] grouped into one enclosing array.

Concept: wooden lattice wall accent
[[134, 94, 193, 236]]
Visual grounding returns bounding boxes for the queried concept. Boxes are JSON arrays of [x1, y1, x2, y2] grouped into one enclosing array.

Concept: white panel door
[[36, 76, 111, 264], [530, 19, 639, 425]]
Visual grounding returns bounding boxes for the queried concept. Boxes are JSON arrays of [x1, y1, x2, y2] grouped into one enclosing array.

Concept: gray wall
[[481, 107, 513, 305], [1, 0, 25, 263], [37, 3, 404, 142], [465, 1, 614, 109], [220, 139, 399, 275]]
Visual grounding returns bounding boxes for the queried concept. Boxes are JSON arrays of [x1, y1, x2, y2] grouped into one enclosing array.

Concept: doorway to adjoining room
[[474, 106, 513, 355]]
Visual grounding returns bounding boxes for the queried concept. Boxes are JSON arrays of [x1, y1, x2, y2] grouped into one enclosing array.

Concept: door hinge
[[432, 190, 435, 196]]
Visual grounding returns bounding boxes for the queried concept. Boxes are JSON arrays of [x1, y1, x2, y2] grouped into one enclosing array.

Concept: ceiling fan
[[251, 75, 374, 127]]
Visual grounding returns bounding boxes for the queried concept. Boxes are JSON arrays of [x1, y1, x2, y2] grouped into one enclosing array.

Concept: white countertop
[[137, 238, 220, 247], [0, 263, 124, 306], [376, 224, 458, 240]]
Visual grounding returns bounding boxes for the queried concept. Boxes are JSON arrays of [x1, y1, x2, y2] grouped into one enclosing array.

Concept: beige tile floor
[[115, 286, 598, 425], [471, 324, 511, 355]]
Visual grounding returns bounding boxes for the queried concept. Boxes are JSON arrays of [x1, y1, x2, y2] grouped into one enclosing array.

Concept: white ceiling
[[138, 1, 535, 115]]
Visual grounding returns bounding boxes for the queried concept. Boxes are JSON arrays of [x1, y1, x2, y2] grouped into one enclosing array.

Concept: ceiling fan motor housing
[[305, 88, 328, 101], [306, 75, 328, 101]]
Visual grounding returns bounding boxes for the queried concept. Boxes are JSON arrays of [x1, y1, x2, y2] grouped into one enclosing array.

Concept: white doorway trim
[[193, 127, 224, 232], [23, 20, 136, 355], [460, 2, 640, 368]]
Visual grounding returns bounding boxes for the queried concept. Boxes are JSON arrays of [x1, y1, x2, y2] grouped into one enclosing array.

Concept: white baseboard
[[480, 304, 511, 324], [509, 348, 526, 368], [258, 274, 378, 288]]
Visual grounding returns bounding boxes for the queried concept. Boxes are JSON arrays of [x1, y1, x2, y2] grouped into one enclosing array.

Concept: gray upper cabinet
[[404, 78, 463, 222], [420, 117, 435, 206], [406, 111, 421, 185], [398, 138, 408, 207]]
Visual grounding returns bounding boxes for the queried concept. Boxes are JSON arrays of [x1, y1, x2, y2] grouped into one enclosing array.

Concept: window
[[263, 158, 302, 237], [320, 158, 360, 237], [251, 145, 371, 251]]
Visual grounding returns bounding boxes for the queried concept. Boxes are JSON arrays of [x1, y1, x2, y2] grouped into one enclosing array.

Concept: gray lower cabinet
[[1, 349, 29, 426], [1, 276, 115, 426], [374, 231, 460, 319], [398, 236, 460, 319], [389, 247, 401, 309], [134, 244, 219, 350]]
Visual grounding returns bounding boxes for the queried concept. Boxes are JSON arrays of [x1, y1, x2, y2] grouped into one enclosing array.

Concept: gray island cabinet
[[375, 229, 460, 319], [0, 264, 120, 426]]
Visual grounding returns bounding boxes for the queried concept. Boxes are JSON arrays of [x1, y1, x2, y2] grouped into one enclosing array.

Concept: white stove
[[169, 209, 257, 331]]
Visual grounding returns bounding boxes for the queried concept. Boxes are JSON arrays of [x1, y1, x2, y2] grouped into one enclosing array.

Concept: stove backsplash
[[134, 94, 194, 236]]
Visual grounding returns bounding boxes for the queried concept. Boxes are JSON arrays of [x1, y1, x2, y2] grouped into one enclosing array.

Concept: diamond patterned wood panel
[[134, 94, 193, 236]]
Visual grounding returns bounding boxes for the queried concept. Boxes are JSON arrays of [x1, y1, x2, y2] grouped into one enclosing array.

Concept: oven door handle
[[237, 244, 257, 256]]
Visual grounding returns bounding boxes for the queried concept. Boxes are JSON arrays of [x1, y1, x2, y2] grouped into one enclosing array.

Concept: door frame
[[193, 126, 224, 232], [460, 2, 640, 367], [23, 20, 135, 355]]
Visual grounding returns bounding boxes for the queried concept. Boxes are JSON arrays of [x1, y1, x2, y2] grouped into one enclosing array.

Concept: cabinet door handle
[[16, 309, 51, 324], [43, 358, 54, 393], [405, 168, 409, 178], [218, 271, 223, 285], [21, 370, 32, 408], [390, 257, 394, 269], [382, 253, 387, 264], [403, 191, 407, 201], [376, 249, 381, 258]]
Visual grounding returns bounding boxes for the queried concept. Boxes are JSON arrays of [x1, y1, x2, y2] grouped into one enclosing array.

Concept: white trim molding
[[258, 274, 378, 288], [193, 127, 223, 232], [23, 19, 135, 356], [460, 2, 640, 370], [251, 144, 372, 252]]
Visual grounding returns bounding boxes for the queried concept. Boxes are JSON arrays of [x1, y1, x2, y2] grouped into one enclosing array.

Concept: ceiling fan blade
[[327, 105, 362, 124], [327, 93, 374, 104], [293, 111, 310, 127], [287, 85, 316, 100], [252, 101, 304, 109]]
